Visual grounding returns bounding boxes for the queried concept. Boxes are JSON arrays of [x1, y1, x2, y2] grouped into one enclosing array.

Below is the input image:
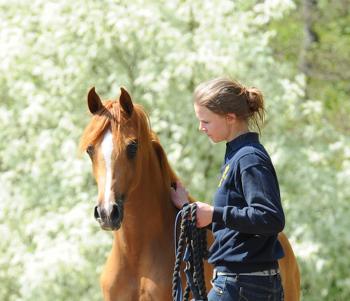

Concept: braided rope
[[172, 204, 208, 301]]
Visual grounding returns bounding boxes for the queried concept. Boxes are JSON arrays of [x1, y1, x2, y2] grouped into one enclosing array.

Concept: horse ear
[[119, 87, 133, 117], [87, 87, 103, 114]]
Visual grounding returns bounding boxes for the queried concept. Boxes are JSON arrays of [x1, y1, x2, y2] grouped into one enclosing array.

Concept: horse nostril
[[95, 205, 110, 219], [111, 203, 121, 222], [94, 205, 101, 220]]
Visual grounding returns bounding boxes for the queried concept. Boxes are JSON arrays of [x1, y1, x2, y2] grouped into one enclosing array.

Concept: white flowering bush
[[0, 0, 349, 300]]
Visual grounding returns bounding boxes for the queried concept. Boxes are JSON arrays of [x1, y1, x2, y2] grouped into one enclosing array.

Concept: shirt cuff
[[212, 207, 224, 223]]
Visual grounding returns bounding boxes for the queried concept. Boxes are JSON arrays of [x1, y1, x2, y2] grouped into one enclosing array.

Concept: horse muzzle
[[94, 196, 124, 231]]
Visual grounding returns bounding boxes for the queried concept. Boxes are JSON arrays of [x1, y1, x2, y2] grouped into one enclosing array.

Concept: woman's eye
[[86, 145, 94, 158], [126, 140, 138, 159]]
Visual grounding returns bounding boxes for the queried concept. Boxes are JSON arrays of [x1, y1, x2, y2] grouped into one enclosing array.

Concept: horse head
[[80, 87, 155, 231]]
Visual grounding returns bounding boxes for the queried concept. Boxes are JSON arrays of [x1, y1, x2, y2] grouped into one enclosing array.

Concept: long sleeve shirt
[[208, 132, 285, 273]]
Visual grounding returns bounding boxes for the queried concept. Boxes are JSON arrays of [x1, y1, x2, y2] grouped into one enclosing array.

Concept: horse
[[79, 87, 300, 301]]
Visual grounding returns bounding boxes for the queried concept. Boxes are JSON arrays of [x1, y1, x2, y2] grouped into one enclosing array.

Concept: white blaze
[[101, 130, 113, 211]]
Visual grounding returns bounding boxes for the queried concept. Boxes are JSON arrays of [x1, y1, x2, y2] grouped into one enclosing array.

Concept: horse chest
[[101, 269, 173, 301]]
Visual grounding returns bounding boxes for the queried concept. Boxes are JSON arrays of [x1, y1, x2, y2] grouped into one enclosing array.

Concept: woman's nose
[[199, 123, 207, 132]]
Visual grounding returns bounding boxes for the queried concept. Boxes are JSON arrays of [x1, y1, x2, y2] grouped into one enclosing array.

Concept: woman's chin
[[210, 135, 228, 144], [208, 136, 219, 144]]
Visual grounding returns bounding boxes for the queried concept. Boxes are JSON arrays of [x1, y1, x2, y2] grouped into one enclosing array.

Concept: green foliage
[[268, 3, 350, 297], [269, 0, 350, 123], [0, 0, 349, 300]]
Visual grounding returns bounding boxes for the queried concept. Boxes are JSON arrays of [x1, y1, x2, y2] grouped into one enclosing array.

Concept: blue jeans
[[208, 273, 284, 301]]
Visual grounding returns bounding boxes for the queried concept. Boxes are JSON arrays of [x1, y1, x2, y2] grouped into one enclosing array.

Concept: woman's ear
[[225, 113, 237, 124]]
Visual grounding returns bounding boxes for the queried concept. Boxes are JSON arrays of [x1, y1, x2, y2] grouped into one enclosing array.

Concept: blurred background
[[0, 0, 349, 300]]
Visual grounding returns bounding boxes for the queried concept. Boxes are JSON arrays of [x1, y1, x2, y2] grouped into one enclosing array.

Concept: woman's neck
[[226, 123, 249, 142]]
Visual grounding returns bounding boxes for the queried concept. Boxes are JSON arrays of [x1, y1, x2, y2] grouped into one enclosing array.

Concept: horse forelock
[[80, 100, 118, 152], [80, 100, 151, 148]]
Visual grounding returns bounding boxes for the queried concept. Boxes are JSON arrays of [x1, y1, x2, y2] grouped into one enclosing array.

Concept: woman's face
[[194, 103, 233, 143]]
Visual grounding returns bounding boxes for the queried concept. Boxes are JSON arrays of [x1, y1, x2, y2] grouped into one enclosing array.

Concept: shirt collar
[[224, 132, 260, 161]]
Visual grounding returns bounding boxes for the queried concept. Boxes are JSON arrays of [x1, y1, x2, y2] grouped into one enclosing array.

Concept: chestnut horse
[[80, 87, 300, 301]]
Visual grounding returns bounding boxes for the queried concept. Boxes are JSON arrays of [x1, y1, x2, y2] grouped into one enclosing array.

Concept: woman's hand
[[170, 182, 213, 228], [170, 181, 189, 209], [194, 201, 214, 228]]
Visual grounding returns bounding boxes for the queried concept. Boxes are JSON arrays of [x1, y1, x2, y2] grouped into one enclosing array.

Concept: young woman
[[171, 78, 285, 300]]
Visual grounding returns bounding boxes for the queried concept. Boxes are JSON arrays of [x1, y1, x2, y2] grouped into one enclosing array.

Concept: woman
[[171, 78, 285, 300]]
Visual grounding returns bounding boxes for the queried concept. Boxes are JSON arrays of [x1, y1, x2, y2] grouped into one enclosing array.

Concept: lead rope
[[172, 203, 208, 301]]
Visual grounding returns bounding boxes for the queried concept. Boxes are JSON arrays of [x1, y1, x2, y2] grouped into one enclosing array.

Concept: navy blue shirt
[[208, 132, 285, 273]]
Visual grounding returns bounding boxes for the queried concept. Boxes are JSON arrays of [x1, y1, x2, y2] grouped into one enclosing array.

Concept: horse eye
[[86, 145, 94, 158], [126, 140, 138, 159]]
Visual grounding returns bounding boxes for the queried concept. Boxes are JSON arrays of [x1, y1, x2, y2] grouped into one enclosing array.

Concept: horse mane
[[151, 137, 178, 189]]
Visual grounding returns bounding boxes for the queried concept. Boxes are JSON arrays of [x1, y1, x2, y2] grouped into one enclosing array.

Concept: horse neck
[[113, 155, 176, 255]]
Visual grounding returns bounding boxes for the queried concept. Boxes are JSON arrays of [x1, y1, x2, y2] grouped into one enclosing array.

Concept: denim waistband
[[213, 268, 280, 278]]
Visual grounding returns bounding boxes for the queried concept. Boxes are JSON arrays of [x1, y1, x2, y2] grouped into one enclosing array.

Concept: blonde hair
[[194, 77, 265, 131]]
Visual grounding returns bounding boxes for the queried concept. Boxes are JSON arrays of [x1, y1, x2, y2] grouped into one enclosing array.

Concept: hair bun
[[246, 87, 262, 112]]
